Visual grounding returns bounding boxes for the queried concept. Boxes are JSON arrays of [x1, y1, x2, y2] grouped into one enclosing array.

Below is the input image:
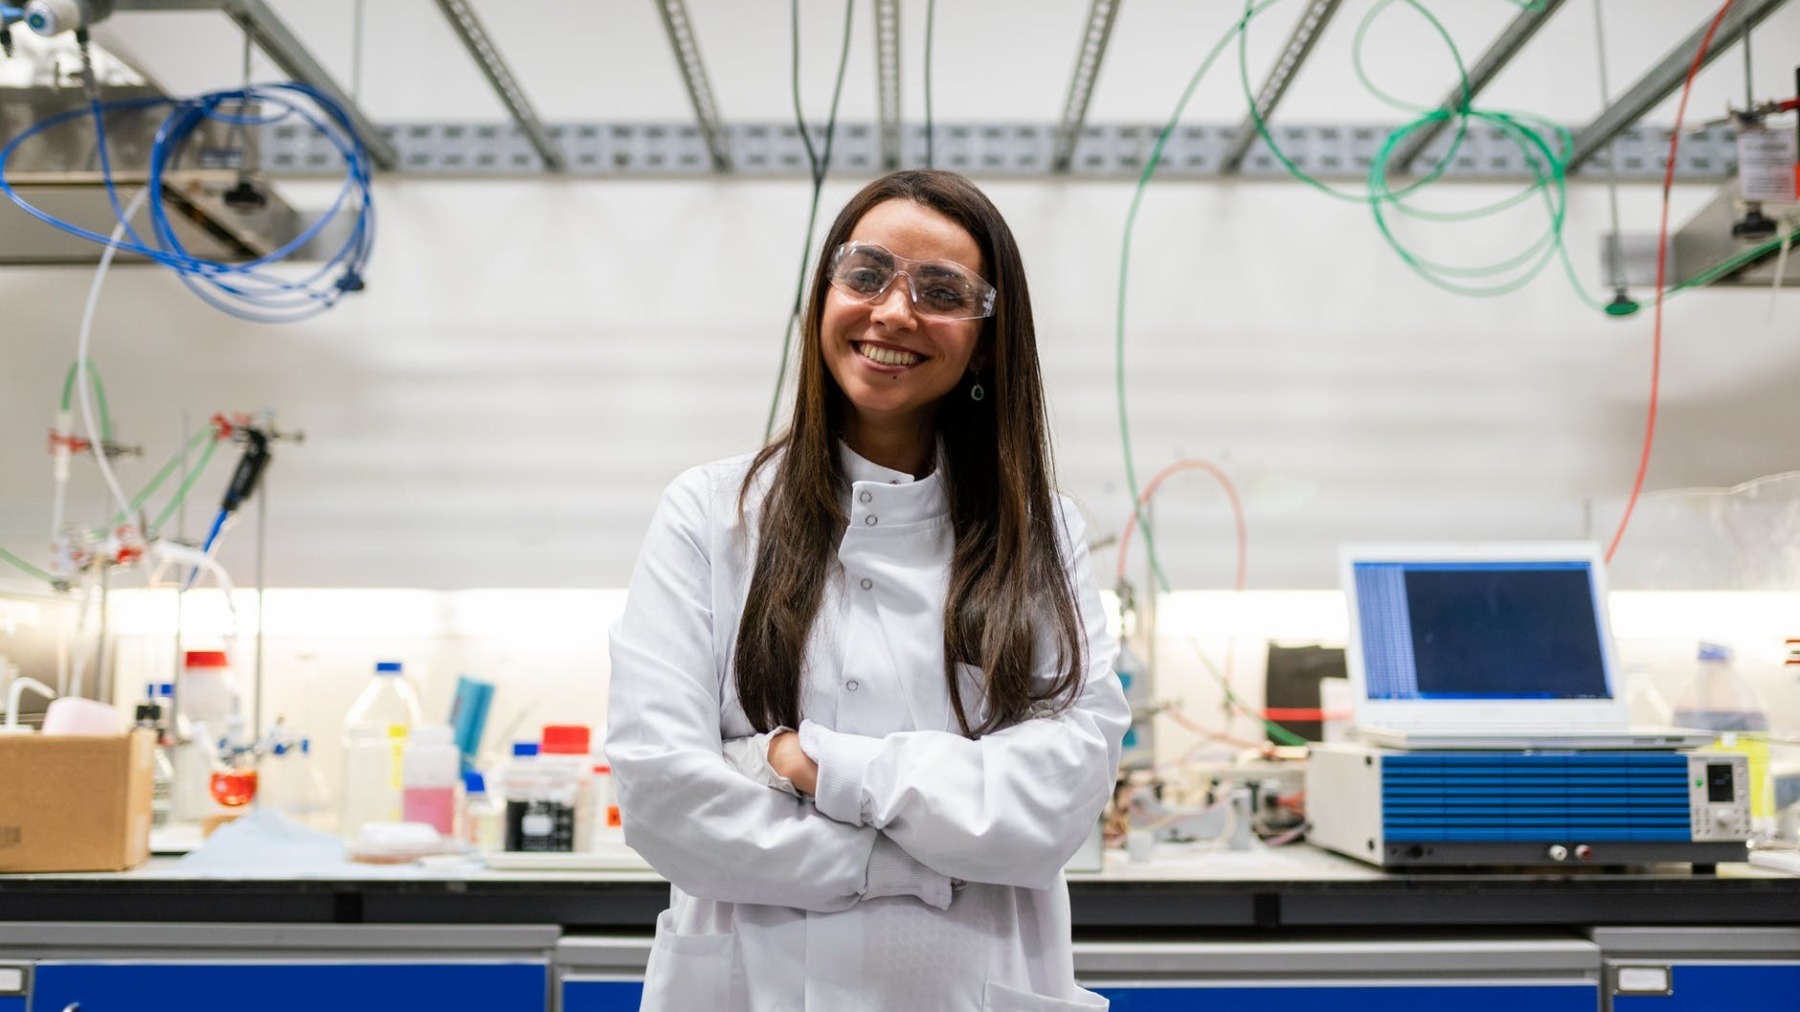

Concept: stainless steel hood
[[0, 84, 305, 265]]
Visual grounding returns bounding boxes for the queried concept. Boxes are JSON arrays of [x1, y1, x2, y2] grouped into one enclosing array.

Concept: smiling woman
[[822, 199, 991, 473], [605, 170, 1129, 1011]]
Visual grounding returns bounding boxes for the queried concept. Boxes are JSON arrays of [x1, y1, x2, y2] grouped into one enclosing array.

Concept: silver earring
[[969, 380, 985, 402]]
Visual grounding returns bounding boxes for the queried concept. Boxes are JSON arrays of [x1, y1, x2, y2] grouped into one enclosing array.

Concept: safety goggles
[[827, 242, 997, 321]]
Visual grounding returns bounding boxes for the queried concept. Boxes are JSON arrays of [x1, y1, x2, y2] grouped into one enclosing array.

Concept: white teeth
[[858, 343, 922, 367]]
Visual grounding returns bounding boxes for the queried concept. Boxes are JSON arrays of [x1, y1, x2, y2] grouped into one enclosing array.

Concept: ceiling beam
[[1221, 0, 1343, 174], [652, 0, 730, 172], [1387, 0, 1568, 174], [429, 0, 563, 172], [110, 0, 399, 171], [1568, 0, 1790, 172], [1051, 0, 1123, 173], [874, 0, 901, 170]]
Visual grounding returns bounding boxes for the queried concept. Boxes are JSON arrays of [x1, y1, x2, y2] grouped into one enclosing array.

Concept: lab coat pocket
[[641, 910, 747, 1011], [982, 979, 1109, 1011]]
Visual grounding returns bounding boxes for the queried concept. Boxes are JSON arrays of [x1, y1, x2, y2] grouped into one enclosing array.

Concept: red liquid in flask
[[209, 768, 258, 807]]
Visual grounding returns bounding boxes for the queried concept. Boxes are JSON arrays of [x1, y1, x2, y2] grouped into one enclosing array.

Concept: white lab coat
[[606, 444, 1129, 1012]]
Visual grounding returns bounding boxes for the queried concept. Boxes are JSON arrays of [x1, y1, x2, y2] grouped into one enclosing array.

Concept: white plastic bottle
[[587, 763, 623, 849], [338, 660, 424, 840], [542, 725, 592, 850], [402, 723, 460, 837], [461, 771, 504, 853], [180, 650, 239, 727]]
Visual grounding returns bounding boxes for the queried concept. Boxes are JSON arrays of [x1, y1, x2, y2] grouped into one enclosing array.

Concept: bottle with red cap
[[588, 762, 622, 850], [180, 649, 238, 726], [540, 725, 591, 853]]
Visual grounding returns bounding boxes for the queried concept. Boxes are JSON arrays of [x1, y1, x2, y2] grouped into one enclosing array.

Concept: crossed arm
[[607, 471, 1127, 910]]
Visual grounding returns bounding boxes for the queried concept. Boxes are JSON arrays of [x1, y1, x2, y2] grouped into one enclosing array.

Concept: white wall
[[4, 177, 1795, 591]]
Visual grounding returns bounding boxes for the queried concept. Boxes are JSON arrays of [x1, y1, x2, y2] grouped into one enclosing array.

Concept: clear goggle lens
[[828, 242, 996, 321]]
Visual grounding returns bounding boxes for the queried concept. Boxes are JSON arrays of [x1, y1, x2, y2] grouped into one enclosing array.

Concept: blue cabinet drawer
[[1613, 963, 1800, 1010], [1096, 982, 1598, 1012], [32, 961, 548, 1012], [562, 976, 645, 1012]]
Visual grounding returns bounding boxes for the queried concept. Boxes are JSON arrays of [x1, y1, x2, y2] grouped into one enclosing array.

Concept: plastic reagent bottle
[[589, 763, 623, 847], [1673, 643, 1770, 732], [462, 771, 505, 853], [542, 724, 592, 851], [1674, 642, 1776, 835], [339, 660, 424, 839], [402, 723, 460, 836]]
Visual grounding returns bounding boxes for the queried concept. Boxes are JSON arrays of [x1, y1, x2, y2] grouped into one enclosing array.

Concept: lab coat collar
[[836, 439, 949, 529], [835, 439, 919, 486]]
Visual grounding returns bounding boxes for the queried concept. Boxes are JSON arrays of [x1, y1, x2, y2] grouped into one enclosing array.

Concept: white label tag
[[1737, 126, 1797, 203], [0, 967, 22, 993], [1617, 965, 1671, 994]]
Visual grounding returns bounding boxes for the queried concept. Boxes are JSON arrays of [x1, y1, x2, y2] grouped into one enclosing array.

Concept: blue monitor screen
[[1354, 561, 1610, 701]]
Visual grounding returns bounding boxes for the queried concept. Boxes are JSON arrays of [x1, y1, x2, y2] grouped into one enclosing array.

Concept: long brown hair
[[734, 170, 1084, 738]]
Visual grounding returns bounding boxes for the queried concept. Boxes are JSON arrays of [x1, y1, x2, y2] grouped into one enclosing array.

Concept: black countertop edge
[[0, 875, 1792, 930]]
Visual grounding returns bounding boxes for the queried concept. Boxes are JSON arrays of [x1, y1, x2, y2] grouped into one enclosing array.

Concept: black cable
[[789, 0, 822, 178], [924, 0, 937, 169], [763, 0, 857, 443]]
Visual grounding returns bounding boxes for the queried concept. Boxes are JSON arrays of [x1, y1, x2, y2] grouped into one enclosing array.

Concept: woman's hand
[[768, 730, 820, 796]]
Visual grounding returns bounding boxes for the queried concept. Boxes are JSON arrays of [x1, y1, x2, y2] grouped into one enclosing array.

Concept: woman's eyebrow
[[851, 243, 897, 266], [916, 262, 969, 279]]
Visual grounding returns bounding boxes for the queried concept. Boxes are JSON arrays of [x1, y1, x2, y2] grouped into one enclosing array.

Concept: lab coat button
[[846, 680, 860, 692], [859, 490, 873, 504], [859, 578, 873, 591], [864, 515, 878, 526]]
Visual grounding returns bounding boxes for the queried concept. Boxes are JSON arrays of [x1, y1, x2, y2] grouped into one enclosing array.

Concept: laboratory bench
[[0, 847, 1794, 1010], [0, 843, 1794, 930]]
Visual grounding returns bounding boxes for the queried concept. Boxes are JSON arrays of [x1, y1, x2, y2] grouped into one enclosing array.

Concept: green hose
[[60, 359, 114, 443], [150, 436, 220, 536], [1117, 0, 1308, 747], [0, 544, 56, 587], [1119, 0, 1591, 748], [116, 426, 217, 529]]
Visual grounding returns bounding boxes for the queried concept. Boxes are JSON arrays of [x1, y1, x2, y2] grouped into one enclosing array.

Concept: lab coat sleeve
[[797, 500, 1130, 891], [607, 465, 953, 913]]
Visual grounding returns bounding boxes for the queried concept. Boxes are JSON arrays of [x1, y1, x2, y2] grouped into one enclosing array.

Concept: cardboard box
[[0, 728, 154, 872]]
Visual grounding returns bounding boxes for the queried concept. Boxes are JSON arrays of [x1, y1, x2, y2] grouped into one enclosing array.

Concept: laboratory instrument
[[1306, 742, 1750, 869]]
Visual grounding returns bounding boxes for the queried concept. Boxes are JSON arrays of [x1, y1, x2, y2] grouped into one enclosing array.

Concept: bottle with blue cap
[[339, 661, 424, 840], [1673, 643, 1769, 733]]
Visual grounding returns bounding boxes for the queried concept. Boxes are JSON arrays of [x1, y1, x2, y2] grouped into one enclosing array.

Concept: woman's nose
[[868, 274, 917, 324]]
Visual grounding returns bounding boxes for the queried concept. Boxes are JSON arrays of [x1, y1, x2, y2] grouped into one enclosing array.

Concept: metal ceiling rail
[[429, 0, 563, 172], [109, 0, 399, 170], [1051, 0, 1123, 173], [874, 0, 901, 170], [1221, 0, 1343, 174], [1387, 0, 1568, 174], [1568, 0, 1790, 172], [652, 0, 730, 172]]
